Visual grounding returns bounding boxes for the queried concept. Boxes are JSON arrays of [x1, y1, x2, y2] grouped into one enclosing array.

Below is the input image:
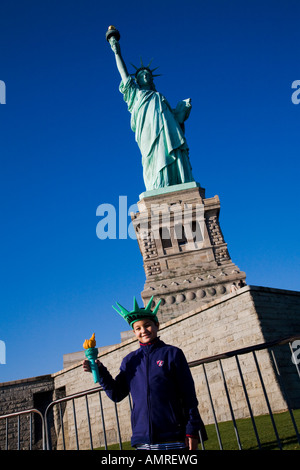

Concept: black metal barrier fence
[[1, 335, 300, 450], [0, 408, 45, 450]]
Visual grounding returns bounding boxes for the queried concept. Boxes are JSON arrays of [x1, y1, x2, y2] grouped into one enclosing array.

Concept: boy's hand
[[83, 359, 100, 372], [82, 359, 91, 372], [185, 436, 198, 450]]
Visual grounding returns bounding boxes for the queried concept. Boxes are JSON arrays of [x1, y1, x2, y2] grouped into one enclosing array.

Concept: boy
[[83, 296, 207, 450]]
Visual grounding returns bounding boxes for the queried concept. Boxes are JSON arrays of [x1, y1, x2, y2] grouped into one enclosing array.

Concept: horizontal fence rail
[[0, 334, 299, 450]]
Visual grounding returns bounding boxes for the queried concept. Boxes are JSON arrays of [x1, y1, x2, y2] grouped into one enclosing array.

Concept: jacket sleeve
[[97, 359, 129, 403], [175, 348, 208, 441]]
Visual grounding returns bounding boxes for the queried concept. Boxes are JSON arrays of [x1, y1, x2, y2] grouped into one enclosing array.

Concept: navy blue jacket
[[98, 339, 207, 447]]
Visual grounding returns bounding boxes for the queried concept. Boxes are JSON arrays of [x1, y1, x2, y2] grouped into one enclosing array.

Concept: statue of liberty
[[106, 26, 195, 192]]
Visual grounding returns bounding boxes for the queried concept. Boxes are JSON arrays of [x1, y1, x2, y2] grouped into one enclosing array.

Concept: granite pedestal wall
[[131, 184, 246, 324], [52, 285, 300, 449]]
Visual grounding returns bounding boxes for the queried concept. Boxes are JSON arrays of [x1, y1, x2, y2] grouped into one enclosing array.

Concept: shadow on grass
[[247, 435, 300, 451], [96, 409, 300, 451]]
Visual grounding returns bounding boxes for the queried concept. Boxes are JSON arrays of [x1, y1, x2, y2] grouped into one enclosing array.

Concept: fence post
[[252, 351, 282, 450], [235, 355, 262, 449], [219, 359, 242, 450]]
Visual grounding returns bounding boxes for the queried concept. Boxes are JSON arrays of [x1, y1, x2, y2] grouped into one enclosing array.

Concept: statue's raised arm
[[106, 26, 129, 84], [105, 26, 195, 192]]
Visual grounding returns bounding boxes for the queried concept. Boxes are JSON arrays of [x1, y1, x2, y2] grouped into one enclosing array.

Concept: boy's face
[[132, 319, 159, 344]]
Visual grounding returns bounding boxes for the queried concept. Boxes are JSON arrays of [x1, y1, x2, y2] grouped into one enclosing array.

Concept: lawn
[[203, 408, 300, 450], [97, 409, 300, 450]]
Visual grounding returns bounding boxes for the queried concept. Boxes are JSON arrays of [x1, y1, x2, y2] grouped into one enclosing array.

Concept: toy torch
[[83, 333, 100, 383]]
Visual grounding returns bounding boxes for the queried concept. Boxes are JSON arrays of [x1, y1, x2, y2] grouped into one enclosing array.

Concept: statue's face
[[137, 69, 154, 89]]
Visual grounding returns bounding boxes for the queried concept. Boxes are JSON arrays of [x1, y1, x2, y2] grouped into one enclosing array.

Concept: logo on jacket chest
[[156, 360, 164, 367]]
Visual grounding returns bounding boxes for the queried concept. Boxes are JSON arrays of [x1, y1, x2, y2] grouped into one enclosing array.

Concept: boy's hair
[[132, 317, 159, 328]]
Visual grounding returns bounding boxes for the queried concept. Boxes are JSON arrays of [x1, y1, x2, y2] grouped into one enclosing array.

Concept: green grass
[[97, 409, 300, 450], [203, 409, 300, 450]]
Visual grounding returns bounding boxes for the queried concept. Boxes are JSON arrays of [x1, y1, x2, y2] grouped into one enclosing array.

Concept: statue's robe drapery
[[120, 77, 194, 191]]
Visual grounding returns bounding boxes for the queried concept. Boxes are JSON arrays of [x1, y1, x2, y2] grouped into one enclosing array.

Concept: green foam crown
[[112, 296, 161, 327]]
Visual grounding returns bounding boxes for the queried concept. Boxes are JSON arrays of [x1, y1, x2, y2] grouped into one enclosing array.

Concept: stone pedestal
[[131, 183, 246, 323]]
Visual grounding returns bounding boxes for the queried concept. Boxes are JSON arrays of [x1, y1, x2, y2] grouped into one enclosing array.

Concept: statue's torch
[[83, 333, 100, 383], [106, 25, 120, 48]]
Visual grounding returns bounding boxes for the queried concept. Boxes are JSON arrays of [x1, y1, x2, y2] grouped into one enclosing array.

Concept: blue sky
[[0, 0, 299, 383]]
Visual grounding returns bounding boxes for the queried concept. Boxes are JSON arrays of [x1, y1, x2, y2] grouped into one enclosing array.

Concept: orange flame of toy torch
[[83, 333, 96, 349]]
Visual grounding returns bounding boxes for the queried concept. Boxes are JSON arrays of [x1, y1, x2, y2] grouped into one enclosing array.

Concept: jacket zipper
[[146, 349, 153, 444]]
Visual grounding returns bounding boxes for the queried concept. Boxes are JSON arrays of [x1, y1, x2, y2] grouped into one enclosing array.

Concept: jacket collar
[[139, 337, 162, 352]]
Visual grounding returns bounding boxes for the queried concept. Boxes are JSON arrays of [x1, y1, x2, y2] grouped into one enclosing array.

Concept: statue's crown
[[130, 58, 161, 80], [112, 296, 161, 327]]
